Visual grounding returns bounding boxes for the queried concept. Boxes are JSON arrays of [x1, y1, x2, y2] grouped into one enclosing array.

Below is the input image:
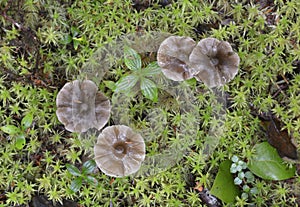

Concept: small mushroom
[[157, 36, 196, 81], [56, 80, 111, 133], [189, 38, 240, 88], [94, 125, 145, 177]]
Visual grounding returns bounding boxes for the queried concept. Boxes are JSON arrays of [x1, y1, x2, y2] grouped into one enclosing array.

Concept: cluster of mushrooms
[[56, 36, 239, 177], [157, 36, 240, 88], [56, 80, 145, 177]]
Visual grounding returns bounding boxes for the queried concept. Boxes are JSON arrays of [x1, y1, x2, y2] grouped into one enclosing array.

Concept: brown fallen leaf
[[249, 104, 299, 161], [266, 116, 298, 161]]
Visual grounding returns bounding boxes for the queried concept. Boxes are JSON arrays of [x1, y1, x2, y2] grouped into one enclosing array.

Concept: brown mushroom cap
[[94, 125, 145, 177], [157, 36, 196, 81], [56, 80, 111, 133], [189, 38, 240, 88]]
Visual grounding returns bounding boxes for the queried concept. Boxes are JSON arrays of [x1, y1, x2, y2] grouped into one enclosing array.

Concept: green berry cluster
[[230, 155, 258, 200]]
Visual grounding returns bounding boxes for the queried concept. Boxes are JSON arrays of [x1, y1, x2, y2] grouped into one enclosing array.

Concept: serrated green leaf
[[248, 142, 296, 180], [85, 175, 98, 186], [142, 62, 161, 76], [66, 164, 81, 177], [70, 177, 83, 193], [15, 134, 26, 150], [1, 125, 20, 135], [211, 160, 241, 204], [21, 113, 33, 129], [82, 160, 96, 174], [140, 78, 158, 102], [115, 75, 139, 93], [124, 46, 141, 70]]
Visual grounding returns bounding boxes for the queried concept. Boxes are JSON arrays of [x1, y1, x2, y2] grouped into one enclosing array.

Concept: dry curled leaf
[[267, 116, 298, 161]]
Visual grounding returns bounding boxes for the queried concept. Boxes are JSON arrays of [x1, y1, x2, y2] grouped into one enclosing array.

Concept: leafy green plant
[[66, 159, 98, 193], [211, 159, 240, 204], [0, 0, 300, 206], [114, 46, 161, 102], [247, 142, 296, 180], [62, 26, 85, 50], [1, 113, 33, 149], [230, 155, 258, 201]]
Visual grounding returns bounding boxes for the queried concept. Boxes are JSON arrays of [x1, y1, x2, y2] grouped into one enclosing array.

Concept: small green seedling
[[62, 26, 85, 50], [230, 155, 258, 201], [66, 159, 98, 193], [114, 46, 161, 102], [1, 113, 33, 149]]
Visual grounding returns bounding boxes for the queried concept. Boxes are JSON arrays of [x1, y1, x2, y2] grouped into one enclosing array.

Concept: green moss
[[0, 0, 299, 206]]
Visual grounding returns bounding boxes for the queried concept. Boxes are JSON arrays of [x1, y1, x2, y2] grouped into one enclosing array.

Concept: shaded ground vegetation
[[0, 0, 299, 206]]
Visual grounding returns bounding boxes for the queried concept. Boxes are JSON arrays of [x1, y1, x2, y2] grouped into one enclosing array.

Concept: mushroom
[[94, 125, 145, 177], [157, 36, 196, 81], [56, 80, 111, 133], [189, 38, 240, 88]]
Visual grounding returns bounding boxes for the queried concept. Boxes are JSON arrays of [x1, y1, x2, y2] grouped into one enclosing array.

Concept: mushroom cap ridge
[[189, 38, 240, 88], [56, 80, 111, 132], [94, 125, 145, 177], [157, 36, 196, 81]]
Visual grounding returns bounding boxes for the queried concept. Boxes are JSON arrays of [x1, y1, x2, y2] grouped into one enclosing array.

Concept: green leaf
[[21, 113, 33, 129], [62, 35, 72, 44], [124, 46, 141, 70], [115, 75, 139, 93], [248, 142, 296, 180], [142, 61, 161, 76], [1, 125, 20, 135], [73, 38, 80, 50], [185, 77, 197, 87], [15, 134, 26, 150], [66, 164, 82, 177], [211, 160, 241, 203], [71, 26, 80, 37], [140, 78, 158, 102], [85, 175, 98, 186], [103, 80, 117, 91], [70, 177, 83, 193], [82, 160, 96, 174]]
